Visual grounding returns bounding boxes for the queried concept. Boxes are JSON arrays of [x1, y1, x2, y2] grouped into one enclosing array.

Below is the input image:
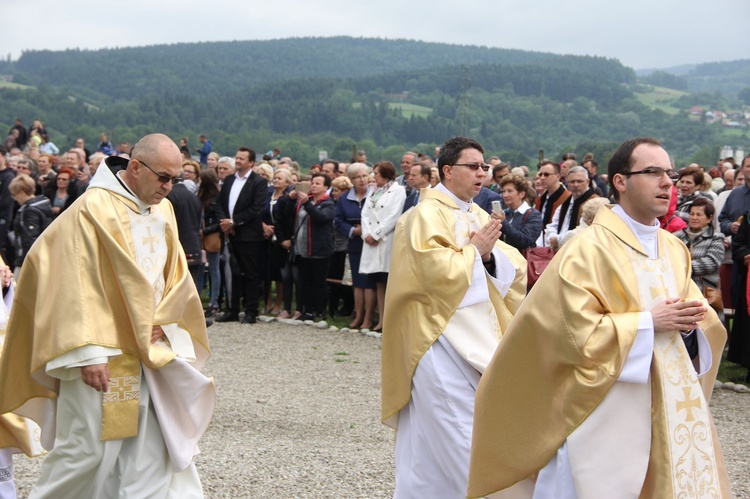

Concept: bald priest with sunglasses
[[0, 134, 215, 497], [382, 136, 526, 498], [468, 137, 730, 498]]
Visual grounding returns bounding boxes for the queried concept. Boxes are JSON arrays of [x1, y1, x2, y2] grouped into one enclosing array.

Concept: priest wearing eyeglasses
[[468, 137, 730, 498], [0, 134, 215, 498], [382, 136, 526, 498]]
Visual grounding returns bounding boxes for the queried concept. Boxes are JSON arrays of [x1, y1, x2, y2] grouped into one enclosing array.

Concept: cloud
[[0, 0, 747, 68]]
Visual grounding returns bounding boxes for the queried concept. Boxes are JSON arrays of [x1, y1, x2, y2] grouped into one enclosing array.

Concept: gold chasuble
[[381, 188, 527, 428], [0, 175, 209, 451], [467, 206, 730, 498], [0, 287, 42, 457]]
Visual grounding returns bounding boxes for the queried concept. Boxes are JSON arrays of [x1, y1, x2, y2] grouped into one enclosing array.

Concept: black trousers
[[293, 256, 331, 316], [228, 239, 263, 316]]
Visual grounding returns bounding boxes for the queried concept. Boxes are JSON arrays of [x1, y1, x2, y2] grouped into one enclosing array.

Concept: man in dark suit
[[402, 163, 432, 212], [166, 178, 203, 292], [216, 147, 268, 324], [473, 185, 503, 215]]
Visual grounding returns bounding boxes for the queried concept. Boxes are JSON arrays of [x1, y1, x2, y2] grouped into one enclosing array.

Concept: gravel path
[[12, 319, 750, 497]]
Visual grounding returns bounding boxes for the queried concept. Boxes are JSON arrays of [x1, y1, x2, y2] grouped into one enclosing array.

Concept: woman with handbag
[[674, 197, 725, 318], [198, 169, 225, 318], [328, 175, 355, 318], [494, 174, 542, 252], [334, 163, 376, 329]]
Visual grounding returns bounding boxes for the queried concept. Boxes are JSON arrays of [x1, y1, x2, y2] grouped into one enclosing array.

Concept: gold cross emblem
[[142, 227, 159, 254], [676, 386, 702, 422], [108, 377, 135, 402]]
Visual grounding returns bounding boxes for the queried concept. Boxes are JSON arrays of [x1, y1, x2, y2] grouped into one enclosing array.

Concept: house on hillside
[[723, 120, 744, 128], [705, 111, 726, 124], [689, 106, 704, 116], [727, 110, 745, 121]]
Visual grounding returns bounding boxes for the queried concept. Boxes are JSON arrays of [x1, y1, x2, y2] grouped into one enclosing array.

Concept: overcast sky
[[1, 0, 748, 70]]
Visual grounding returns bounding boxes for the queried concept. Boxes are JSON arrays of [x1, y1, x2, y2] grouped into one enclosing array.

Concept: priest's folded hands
[[470, 218, 503, 261], [650, 297, 707, 333]]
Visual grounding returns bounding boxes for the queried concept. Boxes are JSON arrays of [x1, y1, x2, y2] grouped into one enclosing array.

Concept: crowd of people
[[0, 118, 749, 497], [2, 119, 749, 354]]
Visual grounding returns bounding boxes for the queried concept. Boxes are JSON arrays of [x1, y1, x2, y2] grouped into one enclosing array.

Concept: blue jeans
[[206, 251, 221, 308]]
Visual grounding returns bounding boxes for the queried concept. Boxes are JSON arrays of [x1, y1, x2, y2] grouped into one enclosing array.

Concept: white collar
[[235, 169, 251, 180], [612, 204, 660, 258], [515, 201, 530, 214], [89, 157, 151, 214], [435, 182, 471, 212]]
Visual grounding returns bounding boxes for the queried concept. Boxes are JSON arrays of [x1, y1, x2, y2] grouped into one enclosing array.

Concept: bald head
[[130, 134, 180, 165], [123, 134, 182, 205]]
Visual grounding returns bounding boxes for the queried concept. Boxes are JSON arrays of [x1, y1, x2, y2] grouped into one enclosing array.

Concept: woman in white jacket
[[360, 161, 406, 333]]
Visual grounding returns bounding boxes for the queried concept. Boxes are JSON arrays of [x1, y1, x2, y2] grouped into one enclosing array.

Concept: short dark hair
[[562, 152, 577, 161], [689, 196, 715, 219], [417, 163, 432, 178], [374, 161, 397, 181], [237, 147, 256, 162], [678, 166, 704, 186], [492, 163, 510, 177], [607, 137, 662, 202], [437, 136, 484, 181], [499, 174, 529, 200], [323, 159, 339, 169], [311, 172, 332, 188], [584, 159, 598, 170], [538, 160, 561, 175]]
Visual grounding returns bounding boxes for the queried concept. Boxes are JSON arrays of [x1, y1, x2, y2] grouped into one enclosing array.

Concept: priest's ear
[[611, 173, 627, 201], [441, 164, 452, 182]]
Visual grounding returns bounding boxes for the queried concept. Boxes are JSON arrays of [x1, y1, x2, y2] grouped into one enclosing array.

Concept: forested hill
[[10, 37, 635, 100], [639, 59, 750, 96], [0, 37, 744, 167]]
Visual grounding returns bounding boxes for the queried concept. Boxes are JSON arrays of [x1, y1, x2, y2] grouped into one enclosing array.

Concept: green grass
[[717, 127, 749, 139], [387, 102, 432, 118], [718, 350, 748, 384], [0, 80, 32, 90], [634, 85, 688, 115]]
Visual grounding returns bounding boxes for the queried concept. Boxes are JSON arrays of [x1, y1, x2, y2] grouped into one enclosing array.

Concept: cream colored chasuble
[[100, 207, 170, 440], [435, 184, 513, 373], [556, 208, 721, 499]]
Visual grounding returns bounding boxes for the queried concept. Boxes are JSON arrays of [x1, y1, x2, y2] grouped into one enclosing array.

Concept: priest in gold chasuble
[[382, 137, 526, 498], [468, 138, 731, 499], [0, 134, 215, 498]]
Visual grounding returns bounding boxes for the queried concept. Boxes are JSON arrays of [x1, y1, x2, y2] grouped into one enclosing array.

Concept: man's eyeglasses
[[451, 163, 490, 172], [621, 167, 679, 181], [137, 159, 182, 185], [537, 172, 555, 177]]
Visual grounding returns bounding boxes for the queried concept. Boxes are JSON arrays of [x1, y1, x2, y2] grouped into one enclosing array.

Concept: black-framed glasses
[[537, 172, 555, 177], [451, 163, 490, 172], [621, 167, 679, 181], [136, 159, 182, 185]]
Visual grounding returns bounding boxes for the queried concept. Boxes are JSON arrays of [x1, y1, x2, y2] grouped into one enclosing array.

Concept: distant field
[[352, 102, 433, 118], [719, 127, 749, 139], [0, 80, 32, 90], [387, 102, 432, 118], [634, 85, 687, 115]]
